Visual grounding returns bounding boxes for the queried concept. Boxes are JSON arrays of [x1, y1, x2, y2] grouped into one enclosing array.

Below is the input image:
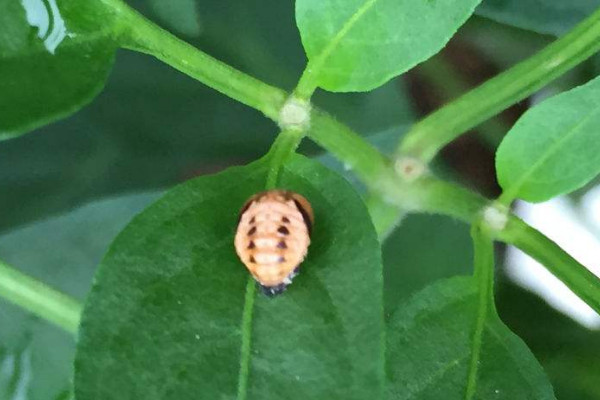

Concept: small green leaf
[[386, 277, 556, 399], [74, 156, 384, 400], [476, 0, 600, 36], [0, 0, 121, 139], [295, 0, 482, 92], [496, 76, 600, 203]]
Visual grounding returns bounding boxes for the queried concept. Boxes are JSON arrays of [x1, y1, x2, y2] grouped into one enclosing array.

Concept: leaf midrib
[[500, 104, 600, 202], [236, 277, 257, 400], [297, 0, 378, 95]]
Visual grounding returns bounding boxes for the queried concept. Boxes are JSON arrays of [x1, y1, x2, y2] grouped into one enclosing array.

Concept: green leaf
[[295, 0, 482, 92], [497, 282, 600, 400], [476, 0, 600, 36], [74, 156, 384, 400], [0, 0, 120, 139], [496, 75, 600, 203], [0, 192, 159, 400], [386, 277, 556, 399], [383, 214, 473, 316]]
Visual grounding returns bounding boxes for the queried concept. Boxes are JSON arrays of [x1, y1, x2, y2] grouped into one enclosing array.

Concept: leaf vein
[[500, 104, 600, 202]]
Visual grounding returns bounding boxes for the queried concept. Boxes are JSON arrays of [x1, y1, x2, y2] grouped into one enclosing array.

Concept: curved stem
[[497, 216, 600, 313], [116, 2, 287, 121], [398, 6, 600, 163], [0, 259, 82, 334], [265, 129, 305, 189]]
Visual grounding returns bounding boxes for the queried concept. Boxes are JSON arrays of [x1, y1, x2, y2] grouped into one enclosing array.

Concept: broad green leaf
[[476, 0, 600, 36], [0, 192, 159, 400], [0, 0, 120, 139], [74, 156, 384, 400], [497, 282, 600, 400], [496, 75, 600, 203], [295, 0, 482, 92], [386, 277, 556, 399]]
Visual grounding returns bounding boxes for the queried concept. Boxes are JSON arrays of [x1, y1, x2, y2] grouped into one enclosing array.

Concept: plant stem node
[[278, 97, 311, 131], [394, 156, 427, 182], [482, 203, 509, 231]]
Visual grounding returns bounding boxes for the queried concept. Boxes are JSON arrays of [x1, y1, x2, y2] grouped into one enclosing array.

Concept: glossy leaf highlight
[[0, 0, 120, 139]]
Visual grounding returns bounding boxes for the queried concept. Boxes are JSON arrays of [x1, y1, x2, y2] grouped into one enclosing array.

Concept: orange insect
[[234, 190, 314, 296]]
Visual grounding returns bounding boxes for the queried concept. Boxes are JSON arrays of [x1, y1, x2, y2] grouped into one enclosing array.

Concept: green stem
[[306, 110, 600, 316], [414, 56, 508, 148], [412, 178, 600, 314], [116, 2, 287, 121], [309, 110, 392, 186], [497, 216, 600, 313], [465, 224, 495, 400], [398, 6, 600, 162], [364, 194, 406, 240], [0, 259, 82, 334], [265, 129, 305, 189]]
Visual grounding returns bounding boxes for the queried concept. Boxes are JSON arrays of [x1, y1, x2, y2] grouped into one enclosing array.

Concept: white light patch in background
[[505, 194, 600, 330], [582, 185, 600, 236]]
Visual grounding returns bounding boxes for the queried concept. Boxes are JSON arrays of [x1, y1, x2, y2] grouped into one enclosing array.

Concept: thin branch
[[398, 6, 600, 163], [0, 259, 82, 334]]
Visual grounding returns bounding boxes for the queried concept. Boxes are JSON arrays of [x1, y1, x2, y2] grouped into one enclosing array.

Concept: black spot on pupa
[[247, 226, 257, 236], [247, 241, 256, 249], [293, 199, 312, 235], [277, 241, 287, 249], [249, 256, 256, 263], [277, 226, 289, 235], [278, 256, 285, 263], [281, 216, 290, 223], [249, 216, 256, 224]]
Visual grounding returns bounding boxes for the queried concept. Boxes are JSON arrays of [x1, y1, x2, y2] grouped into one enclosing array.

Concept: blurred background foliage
[[1, 0, 600, 399]]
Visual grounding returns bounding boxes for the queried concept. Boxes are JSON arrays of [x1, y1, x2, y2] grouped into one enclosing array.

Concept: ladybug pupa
[[234, 190, 314, 297]]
